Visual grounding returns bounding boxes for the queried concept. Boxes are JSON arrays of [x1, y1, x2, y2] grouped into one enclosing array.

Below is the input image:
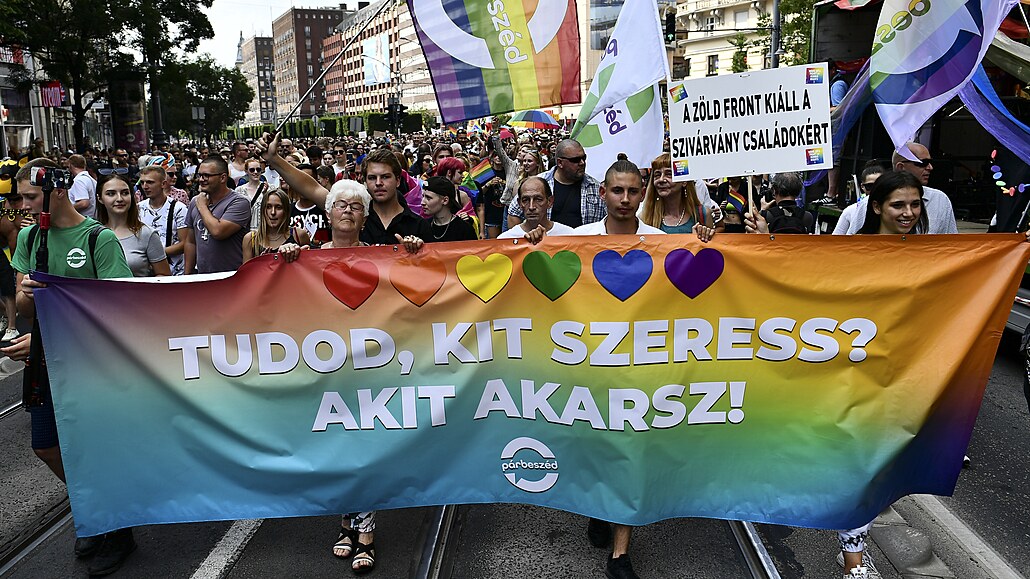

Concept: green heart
[[523, 250, 582, 301]]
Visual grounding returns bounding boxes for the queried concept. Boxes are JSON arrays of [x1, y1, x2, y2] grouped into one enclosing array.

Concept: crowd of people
[[0, 122, 1018, 579]]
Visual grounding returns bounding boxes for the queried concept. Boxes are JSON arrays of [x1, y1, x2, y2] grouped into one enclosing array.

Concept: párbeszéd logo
[[500, 437, 559, 493]]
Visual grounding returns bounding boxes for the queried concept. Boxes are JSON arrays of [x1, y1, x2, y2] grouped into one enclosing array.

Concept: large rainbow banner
[[408, 0, 580, 123], [36, 235, 1030, 537]]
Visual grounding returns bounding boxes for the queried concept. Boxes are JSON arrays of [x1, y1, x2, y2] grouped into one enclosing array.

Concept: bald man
[[833, 142, 957, 234]]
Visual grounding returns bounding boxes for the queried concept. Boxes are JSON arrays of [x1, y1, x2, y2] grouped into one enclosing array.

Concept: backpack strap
[[165, 198, 177, 248], [88, 224, 106, 278], [26, 224, 39, 257]]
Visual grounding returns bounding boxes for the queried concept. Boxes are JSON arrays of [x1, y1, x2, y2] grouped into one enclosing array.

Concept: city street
[[0, 330, 1027, 578]]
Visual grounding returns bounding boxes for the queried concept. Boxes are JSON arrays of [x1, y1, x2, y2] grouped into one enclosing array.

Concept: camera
[[28, 167, 71, 190]]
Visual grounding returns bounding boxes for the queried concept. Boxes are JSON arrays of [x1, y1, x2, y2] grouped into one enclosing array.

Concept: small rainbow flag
[[469, 158, 496, 186], [446, 126, 458, 136], [670, 84, 688, 103], [728, 188, 747, 214], [408, 0, 581, 123]]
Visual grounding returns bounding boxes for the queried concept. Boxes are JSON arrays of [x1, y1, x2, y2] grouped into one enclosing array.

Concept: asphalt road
[[1, 333, 1027, 578]]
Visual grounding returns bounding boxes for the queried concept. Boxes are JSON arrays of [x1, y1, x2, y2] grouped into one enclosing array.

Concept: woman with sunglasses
[[242, 188, 309, 262], [640, 153, 718, 235], [96, 174, 171, 277], [234, 159, 267, 232]]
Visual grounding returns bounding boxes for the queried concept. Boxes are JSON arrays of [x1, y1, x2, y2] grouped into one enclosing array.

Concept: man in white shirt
[[834, 142, 958, 234], [66, 154, 96, 218], [575, 160, 663, 579], [138, 166, 189, 275], [573, 160, 665, 236], [497, 177, 575, 240]]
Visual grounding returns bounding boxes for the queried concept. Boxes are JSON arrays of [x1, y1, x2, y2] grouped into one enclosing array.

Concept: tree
[[0, 0, 122, 152], [754, 0, 817, 67], [0, 0, 214, 151], [158, 56, 254, 140], [730, 33, 749, 73]]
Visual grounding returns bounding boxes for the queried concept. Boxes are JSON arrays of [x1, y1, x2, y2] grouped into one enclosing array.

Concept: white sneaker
[[843, 565, 869, 579], [3, 328, 18, 342], [837, 552, 882, 579]]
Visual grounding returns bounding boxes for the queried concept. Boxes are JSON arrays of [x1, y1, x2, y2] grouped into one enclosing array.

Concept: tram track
[[0, 498, 71, 577], [419, 504, 783, 579]]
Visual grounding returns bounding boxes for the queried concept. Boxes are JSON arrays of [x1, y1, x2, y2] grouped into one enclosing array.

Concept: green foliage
[[494, 113, 511, 127], [754, 0, 817, 66], [730, 33, 749, 73], [158, 56, 254, 138], [0, 0, 215, 151]]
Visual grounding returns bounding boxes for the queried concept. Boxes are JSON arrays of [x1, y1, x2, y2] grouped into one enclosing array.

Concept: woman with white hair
[[278, 179, 371, 258]]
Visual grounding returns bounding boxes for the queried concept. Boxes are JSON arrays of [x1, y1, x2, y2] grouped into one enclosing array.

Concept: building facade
[[670, 0, 770, 80], [238, 35, 276, 126], [323, 0, 435, 118], [272, 6, 350, 121]]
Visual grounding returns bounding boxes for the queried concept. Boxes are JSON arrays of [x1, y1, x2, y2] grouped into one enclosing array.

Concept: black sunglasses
[[860, 182, 875, 192], [905, 158, 933, 168], [559, 155, 587, 164]]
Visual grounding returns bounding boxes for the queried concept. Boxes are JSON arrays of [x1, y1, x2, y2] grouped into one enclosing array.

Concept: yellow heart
[[456, 254, 513, 303]]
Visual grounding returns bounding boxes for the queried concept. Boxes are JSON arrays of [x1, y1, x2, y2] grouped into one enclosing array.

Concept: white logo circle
[[66, 247, 87, 269], [500, 437, 559, 493]]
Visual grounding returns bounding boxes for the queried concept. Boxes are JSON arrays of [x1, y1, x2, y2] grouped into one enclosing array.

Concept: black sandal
[[351, 540, 376, 574], [332, 527, 358, 558]]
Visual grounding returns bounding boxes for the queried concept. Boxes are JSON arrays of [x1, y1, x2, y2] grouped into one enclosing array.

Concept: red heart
[[323, 260, 379, 310]]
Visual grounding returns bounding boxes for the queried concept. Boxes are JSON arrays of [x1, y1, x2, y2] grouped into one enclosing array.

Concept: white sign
[[668, 64, 833, 181]]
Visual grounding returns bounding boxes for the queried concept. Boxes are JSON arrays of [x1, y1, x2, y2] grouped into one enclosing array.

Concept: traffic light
[[386, 101, 409, 132], [664, 13, 676, 43]]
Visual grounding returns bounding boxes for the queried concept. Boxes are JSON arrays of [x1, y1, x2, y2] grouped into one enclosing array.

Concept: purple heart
[[664, 248, 725, 299], [592, 250, 652, 301]]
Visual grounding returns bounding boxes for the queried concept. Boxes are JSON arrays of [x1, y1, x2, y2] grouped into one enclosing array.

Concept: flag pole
[[274, 0, 392, 133]]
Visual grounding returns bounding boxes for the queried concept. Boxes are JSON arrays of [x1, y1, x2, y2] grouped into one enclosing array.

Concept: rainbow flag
[[469, 158, 495, 186], [446, 125, 459, 136], [408, 0, 580, 123], [728, 188, 746, 214]]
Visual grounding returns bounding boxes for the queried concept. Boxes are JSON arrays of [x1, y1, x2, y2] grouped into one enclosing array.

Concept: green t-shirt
[[12, 218, 132, 279]]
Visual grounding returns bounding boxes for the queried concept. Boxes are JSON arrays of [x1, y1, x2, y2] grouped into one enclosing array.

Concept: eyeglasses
[[115, 153, 128, 158], [332, 201, 365, 213], [247, 168, 263, 173], [904, 158, 933, 168], [98, 167, 129, 176], [861, 182, 875, 192], [196, 172, 226, 180], [559, 155, 587, 164]]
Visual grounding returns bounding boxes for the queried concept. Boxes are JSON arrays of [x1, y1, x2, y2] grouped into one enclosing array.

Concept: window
[[685, 58, 691, 77], [307, 65, 313, 75], [707, 54, 719, 76], [704, 16, 716, 36], [305, 38, 311, 49], [304, 26, 311, 36], [734, 10, 748, 27]]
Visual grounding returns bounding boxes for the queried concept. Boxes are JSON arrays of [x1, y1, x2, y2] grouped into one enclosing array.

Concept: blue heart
[[592, 250, 653, 301]]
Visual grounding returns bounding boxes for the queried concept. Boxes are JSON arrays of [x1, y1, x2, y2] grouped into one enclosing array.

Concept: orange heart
[[323, 259, 379, 310], [391, 254, 447, 307]]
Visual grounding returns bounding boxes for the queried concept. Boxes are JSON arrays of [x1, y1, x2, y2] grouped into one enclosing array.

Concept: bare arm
[[152, 259, 171, 276], [166, 228, 188, 257], [242, 232, 255, 262], [183, 227, 196, 274], [195, 194, 244, 240], [74, 199, 90, 211], [256, 132, 330, 209]]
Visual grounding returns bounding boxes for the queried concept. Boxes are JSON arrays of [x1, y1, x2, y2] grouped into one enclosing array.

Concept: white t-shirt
[[68, 171, 97, 218], [833, 185, 957, 234], [497, 221, 575, 239], [229, 162, 247, 185], [572, 218, 665, 236], [139, 196, 189, 275]]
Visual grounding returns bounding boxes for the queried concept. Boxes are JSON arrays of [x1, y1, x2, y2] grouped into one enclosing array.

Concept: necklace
[[432, 216, 454, 240], [663, 205, 686, 227]]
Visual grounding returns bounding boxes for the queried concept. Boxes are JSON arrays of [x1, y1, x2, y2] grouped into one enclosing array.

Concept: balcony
[[679, 0, 754, 15]]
